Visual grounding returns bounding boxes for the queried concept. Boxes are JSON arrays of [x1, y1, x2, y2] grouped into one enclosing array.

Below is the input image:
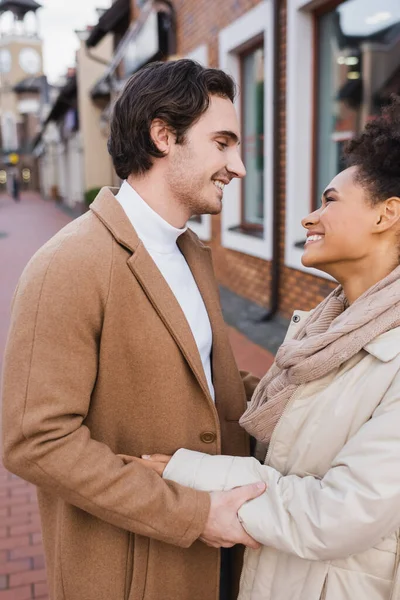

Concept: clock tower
[[0, 0, 43, 190]]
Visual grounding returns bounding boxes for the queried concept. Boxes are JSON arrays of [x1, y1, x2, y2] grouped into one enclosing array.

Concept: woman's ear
[[375, 197, 400, 232], [150, 119, 173, 155]]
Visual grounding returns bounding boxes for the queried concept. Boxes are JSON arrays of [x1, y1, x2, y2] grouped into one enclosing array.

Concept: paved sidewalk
[[0, 193, 71, 600], [0, 192, 273, 599]]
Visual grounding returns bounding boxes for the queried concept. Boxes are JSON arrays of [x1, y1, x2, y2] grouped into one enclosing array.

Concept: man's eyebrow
[[212, 130, 241, 145], [322, 187, 338, 198]]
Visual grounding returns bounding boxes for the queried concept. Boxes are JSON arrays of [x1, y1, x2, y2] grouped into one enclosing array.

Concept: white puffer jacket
[[164, 311, 400, 600]]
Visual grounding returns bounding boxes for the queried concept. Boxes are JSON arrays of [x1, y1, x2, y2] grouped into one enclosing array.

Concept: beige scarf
[[240, 265, 400, 444]]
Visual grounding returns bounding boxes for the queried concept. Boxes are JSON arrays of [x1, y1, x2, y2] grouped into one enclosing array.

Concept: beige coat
[[2, 188, 259, 600], [164, 310, 400, 600]]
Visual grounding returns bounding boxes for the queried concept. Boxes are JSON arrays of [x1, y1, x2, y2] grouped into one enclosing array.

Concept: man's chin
[[208, 197, 223, 215], [192, 201, 222, 217]]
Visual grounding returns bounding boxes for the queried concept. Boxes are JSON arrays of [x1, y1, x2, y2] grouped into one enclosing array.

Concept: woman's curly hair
[[344, 95, 400, 203]]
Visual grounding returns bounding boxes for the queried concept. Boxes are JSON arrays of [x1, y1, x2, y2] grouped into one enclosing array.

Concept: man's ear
[[375, 197, 400, 232], [150, 119, 174, 155]]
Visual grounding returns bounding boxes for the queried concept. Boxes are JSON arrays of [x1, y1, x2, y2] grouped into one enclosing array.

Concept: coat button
[[200, 432, 216, 444], [292, 314, 301, 323]]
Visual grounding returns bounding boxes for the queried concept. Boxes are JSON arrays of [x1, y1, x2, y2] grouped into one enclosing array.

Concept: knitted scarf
[[239, 265, 400, 444]]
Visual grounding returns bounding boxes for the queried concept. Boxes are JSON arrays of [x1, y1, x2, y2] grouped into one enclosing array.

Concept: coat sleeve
[[163, 380, 400, 560], [1, 230, 210, 548], [239, 371, 260, 403]]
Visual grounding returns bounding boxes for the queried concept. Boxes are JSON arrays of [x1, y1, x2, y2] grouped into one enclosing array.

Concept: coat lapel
[[127, 244, 213, 402], [178, 232, 238, 412], [90, 188, 217, 404]]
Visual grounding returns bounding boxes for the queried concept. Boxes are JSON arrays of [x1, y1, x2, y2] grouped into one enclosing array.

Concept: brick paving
[[0, 192, 71, 600], [0, 191, 274, 599]]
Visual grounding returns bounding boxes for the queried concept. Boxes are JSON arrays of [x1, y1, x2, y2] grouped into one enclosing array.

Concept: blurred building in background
[[168, 0, 400, 319], [32, 0, 400, 320], [33, 16, 114, 212], [0, 0, 46, 193]]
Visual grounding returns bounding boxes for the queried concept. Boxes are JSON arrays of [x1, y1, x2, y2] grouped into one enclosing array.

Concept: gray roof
[[0, 0, 41, 17]]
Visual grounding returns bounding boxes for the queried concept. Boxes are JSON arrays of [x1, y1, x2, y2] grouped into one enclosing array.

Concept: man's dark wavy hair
[[107, 59, 236, 179], [344, 95, 400, 203]]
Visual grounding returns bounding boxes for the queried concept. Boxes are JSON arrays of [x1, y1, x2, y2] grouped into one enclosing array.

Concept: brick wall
[[176, 0, 337, 317]]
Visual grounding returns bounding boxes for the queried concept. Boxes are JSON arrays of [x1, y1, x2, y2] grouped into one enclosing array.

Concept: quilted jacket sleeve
[[164, 379, 400, 560]]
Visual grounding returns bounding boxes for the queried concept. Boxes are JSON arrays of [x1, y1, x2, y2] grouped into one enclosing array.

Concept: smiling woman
[[302, 96, 400, 293], [155, 97, 400, 600]]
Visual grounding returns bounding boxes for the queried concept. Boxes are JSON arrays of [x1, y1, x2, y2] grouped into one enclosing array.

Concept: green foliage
[[84, 187, 102, 206]]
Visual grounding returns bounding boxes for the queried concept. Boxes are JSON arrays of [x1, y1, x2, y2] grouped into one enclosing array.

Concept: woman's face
[[301, 166, 382, 276]]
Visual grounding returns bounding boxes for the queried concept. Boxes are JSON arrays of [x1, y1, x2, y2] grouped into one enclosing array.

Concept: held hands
[[119, 452, 266, 549], [200, 483, 266, 550]]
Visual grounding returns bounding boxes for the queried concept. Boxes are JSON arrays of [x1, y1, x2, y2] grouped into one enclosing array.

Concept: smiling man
[[2, 59, 263, 600]]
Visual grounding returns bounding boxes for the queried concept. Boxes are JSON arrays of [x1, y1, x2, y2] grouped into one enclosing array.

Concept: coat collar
[[90, 187, 222, 407], [363, 327, 400, 362], [90, 187, 141, 253]]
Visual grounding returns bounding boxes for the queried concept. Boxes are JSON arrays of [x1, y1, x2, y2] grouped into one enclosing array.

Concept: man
[[2, 60, 262, 600]]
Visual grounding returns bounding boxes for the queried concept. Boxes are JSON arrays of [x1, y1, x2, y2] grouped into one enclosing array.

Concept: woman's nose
[[301, 209, 320, 229]]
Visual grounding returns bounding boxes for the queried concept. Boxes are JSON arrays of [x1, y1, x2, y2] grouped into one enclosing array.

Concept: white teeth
[[306, 235, 324, 243], [213, 180, 225, 191]]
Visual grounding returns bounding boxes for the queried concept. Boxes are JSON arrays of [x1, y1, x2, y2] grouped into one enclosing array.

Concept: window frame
[[239, 39, 265, 234], [311, 0, 349, 211], [219, 0, 274, 261], [285, 0, 338, 280]]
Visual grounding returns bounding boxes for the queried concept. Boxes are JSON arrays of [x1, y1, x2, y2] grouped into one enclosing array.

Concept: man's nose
[[227, 151, 246, 179]]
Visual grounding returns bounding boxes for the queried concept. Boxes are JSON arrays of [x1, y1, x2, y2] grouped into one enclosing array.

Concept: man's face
[[166, 95, 246, 216]]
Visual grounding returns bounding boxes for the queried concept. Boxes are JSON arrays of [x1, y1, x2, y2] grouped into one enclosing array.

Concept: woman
[[141, 98, 400, 600]]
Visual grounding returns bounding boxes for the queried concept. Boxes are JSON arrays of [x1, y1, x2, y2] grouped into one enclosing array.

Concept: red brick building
[[90, 0, 400, 320]]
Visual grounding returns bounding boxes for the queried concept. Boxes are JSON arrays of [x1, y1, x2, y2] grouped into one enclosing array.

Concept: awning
[[44, 75, 77, 124], [90, 77, 111, 101], [0, 0, 41, 18], [32, 76, 77, 151], [13, 74, 44, 94], [89, 2, 175, 100], [86, 0, 130, 48]]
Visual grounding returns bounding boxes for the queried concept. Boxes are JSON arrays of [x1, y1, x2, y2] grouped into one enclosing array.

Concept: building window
[[241, 44, 265, 230], [219, 1, 274, 261], [285, 0, 400, 279], [313, 0, 400, 207], [1, 112, 18, 151]]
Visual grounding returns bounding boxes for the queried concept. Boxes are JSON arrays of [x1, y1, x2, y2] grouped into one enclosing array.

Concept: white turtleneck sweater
[[115, 181, 215, 401]]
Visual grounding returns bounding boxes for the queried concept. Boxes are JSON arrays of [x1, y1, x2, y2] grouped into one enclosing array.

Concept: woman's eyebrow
[[322, 187, 338, 198]]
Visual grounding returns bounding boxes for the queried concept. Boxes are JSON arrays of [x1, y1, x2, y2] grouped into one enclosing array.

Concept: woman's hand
[[140, 454, 172, 476]]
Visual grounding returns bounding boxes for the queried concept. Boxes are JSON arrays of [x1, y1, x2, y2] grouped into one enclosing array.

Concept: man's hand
[[200, 482, 266, 549]]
